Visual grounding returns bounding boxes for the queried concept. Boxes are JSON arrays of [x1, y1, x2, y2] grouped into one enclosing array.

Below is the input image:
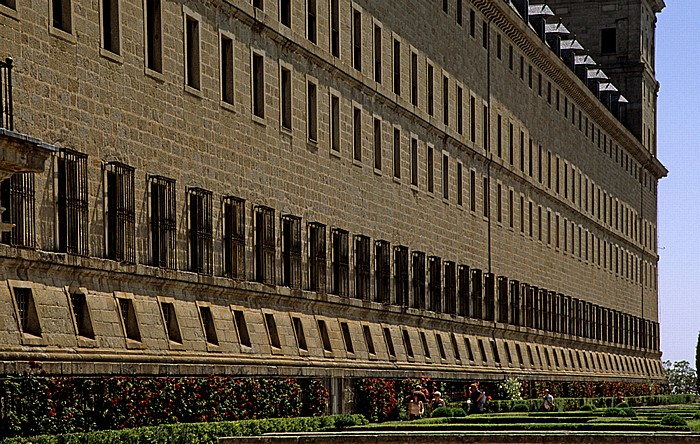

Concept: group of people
[[406, 385, 447, 420]]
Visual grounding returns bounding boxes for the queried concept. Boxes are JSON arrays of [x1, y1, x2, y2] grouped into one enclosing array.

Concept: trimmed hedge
[[472, 394, 695, 413], [0, 414, 368, 444]]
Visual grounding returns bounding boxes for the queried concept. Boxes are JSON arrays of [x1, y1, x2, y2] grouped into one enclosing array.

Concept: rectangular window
[[145, 0, 162, 72], [411, 138, 418, 186], [509, 189, 513, 228], [102, 0, 120, 54], [420, 331, 431, 359], [279, 0, 290, 27], [470, 170, 476, 212], [601, 28, 617, 54], [394, 246, 409, 307], [330, 0, 339, 57], [373, 117, 382, 170], [412, 251, 426, 310], [457, 86, 463, 135], [255, 206, 276, 285], [69, 291, 94, 339], [188, 187, 213, 275], [465, 337, 475, 361], [483, 177, 489, 218], [223, 196, 245, 279], [1, 173, 36, 248], [253, 0, 262, 9], [442, 153, 449, 200], [352, 9, 362, 71], [469, 9, 475, 37], [444, 261, 456, 315], [149, 175, 176, 268], [354, 235, 370, 300], [482, 20, 488, 48], [306, 0, 316, 43], [105, 162, 135, 263], [58, 149, 89, 256], [331, 228, 349, 296], [292, 317, 308, 351], [252, 52, 265, 118], [428, 256, 441, 312], [427, 145, 434, 193], [373, 24, 381, 83], [375, 240, 390, 303], [330, 94, 340, 152], [185, 15, 200, 89], [52, 0, 72, 32], [280, 67, 292, 130], [470, 96, 476, 143], [118, 297, 140, 341], [457, 163, 463, 206], [353, 107, 362, 161], [307, 80, 318, 142], [220, 34, 234, 104], [497, 114, 502, 157], [411, 52, 418, 106], [483, 105, 488, 151], [308, 222, 326, 292], [442, 75, 449, 126], [393, 39, 401, 95], [393, 127, 401, 179], [281, 214, 301, 288], [496, 34, 501, 59], [496, 183, 502, 223], [436, 334, 447, 360], [160, 301, 181, 343], [427, 64, 434, 116]]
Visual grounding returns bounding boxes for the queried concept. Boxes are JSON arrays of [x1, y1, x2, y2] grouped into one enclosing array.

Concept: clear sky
[[656, 0, 700, 365]]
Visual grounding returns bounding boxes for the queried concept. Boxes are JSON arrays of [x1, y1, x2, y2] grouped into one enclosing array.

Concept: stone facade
[[0, 0, 667, 404]]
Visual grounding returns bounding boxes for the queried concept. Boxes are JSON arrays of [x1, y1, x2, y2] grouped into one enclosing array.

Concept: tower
[[544, 0, 665, 156]]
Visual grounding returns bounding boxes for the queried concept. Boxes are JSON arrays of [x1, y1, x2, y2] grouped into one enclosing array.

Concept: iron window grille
[[331, 228, 349, 296], [70, 292, 94, 339], [118, 297, 141, 341], [104, 162, 135, 263], [281, 214, 301, 288], [470, 268, 482, 319], [199, 305, 218, 345], [13, 287, 41, 336], [354, 235, 370, 300], [57, 148, 89, 256], [497, 276, 508, 323], [457, 265, 469, 317], [308, 222, 326, 292], [509, 280, 521, 326], [394, 246, 409, 307], [428, 256, 441, 312], [149, 175, 176, 269], [411, 251, 425, 310], [187, 187, 213, 275], [0, 57, 14, 130], [444, 261, 456, 316], [1, 173, 35, 248], [375, 240, 390, 304], [222, 196, 245, 279], [160, 301, 182, 343], [254, 206, 276, 285]]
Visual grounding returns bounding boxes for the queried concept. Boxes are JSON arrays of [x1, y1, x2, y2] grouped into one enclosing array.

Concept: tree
[[663, 360, 697, 394]]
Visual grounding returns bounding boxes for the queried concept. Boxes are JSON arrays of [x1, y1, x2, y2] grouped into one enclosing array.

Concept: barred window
[[354, 235, 370, 300], [57, 149, 89, 255], [281, 214, 301, 288], [375, 240, 390, 304], [199, 305, 218, 345], [188, 187, 213, 275], [1, 173, 35, 248], [118, 297, 141, 341], [105, 162, 135, 263], [13, 287, 41, 337], [444, 261, 456, 315], [331, 228, 349, 296], [497, 276, 508, 324], [457, 265, 469, 317], [509, 280, 521, 326], [394, 246, 409, 307], [411, 251, 425, 310], [308, 222, 326, 292], [149, 175, 176, 269], [222, 196, 245, 279], [428, 256, 441, 312], [255, 206, 276, 285], [160, 301, 182, 344], [470, 268, 482, 319]]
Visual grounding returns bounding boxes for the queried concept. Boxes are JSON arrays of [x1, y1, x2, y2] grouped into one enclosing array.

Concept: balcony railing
[[1, 57, 13, 131]]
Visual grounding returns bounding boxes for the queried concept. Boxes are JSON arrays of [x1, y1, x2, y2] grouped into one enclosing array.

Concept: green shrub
[[511, 403, 529, 412], [450, 408, 467, 417], [660, 414, 687, 426], [603, 407, 637, 418], [580, 404, 595, 411], [332, 414, 368, 429], [430, 407, 452, 418], [616, 401, 630, 408]]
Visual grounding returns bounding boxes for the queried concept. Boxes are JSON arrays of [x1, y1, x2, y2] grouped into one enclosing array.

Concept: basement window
[[13, 287, 41, 337], [233, 310, 252, 348]]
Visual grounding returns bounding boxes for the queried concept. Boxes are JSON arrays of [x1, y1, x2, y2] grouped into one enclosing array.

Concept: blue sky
[[657, 0, 700, 364]]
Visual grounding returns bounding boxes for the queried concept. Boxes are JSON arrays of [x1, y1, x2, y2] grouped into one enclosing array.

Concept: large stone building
[[0, 0, 666, 410]]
